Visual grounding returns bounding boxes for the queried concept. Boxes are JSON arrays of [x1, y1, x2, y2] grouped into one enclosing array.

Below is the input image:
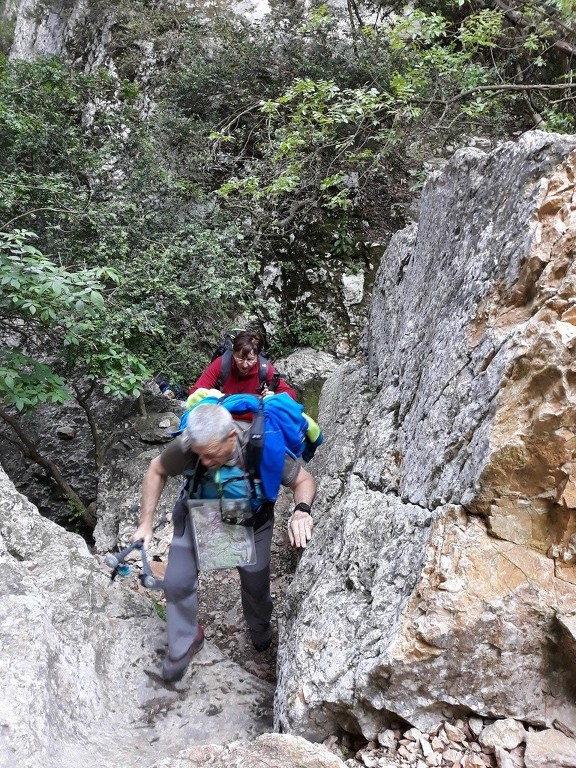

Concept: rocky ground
[[120, 491, 567, 768]]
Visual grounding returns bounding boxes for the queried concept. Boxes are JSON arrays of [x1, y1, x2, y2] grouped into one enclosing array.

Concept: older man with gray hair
[[132, 402, 316, 682]]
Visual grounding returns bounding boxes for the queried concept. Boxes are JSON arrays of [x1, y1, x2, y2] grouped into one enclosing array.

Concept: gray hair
[[182, 404, 233, 450]]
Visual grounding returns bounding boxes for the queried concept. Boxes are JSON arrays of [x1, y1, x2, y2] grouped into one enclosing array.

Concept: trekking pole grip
[[104, 539, 144, 570]]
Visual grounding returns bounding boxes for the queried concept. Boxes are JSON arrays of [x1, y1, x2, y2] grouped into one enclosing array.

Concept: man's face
[[233, 353, 257, 378], [194, 431, 236, 468]]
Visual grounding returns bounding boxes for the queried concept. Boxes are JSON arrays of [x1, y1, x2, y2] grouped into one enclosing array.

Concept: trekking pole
[[105, 539, 143, 579], [105, 539, 164, 590], [139, 545, 163, 590]]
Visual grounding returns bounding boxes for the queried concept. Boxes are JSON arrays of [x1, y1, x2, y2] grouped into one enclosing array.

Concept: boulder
[[146, 733, 348, 767], [524, 729, 576, 767], [479, 719, 527, 751], [93, 446, 180, 555], [0, 464, 274, 768], [276, 131, 576, 737], [274, 347, 340, 390]]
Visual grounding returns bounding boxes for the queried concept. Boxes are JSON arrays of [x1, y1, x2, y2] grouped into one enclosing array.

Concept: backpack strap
[[184, 456, 206, 497], [244, 399, 265, 498], [257, 355, 269, 393], [268, 371, 280, 392], [216, 349, 233, 390]]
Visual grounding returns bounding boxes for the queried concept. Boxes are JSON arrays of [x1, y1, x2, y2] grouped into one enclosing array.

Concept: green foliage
[[541, 107, 575, 132], [0, 54, 257, 385], [151, 597, 167, 621], [271, 313, 328, 359], [208, 0, 575, 239], [212, 77, 387, 228], [1, 350, 70, 411], [0, 230, 151, 410], [0, 230, 110, 321], [331, 224, 356, 259], [0, 16, 15, 56], [66, 496, 88, 522], [1, 0, 575, 381], [458, 9, 504, 49]]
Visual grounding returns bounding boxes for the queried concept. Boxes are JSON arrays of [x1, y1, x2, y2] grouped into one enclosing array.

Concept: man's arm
[[132, 455, 168, 547], [287, 465, 316, 549]]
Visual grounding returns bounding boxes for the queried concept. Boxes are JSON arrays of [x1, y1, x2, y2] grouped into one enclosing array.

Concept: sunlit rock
[[276, 131, 576, 737]]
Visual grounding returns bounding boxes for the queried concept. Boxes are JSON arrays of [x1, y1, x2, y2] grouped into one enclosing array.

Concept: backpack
[[212, 328, 278, 394], [178, 393, 311, 504]]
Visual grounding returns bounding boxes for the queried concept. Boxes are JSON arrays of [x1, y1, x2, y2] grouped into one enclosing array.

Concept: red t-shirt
[[189, 355, 297, 400]]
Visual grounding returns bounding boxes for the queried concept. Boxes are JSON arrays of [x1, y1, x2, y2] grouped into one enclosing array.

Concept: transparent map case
[[188, 499, 257, 571]]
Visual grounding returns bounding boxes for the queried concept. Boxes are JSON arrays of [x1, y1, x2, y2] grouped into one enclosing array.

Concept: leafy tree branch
[[0, 230, 151, 523]]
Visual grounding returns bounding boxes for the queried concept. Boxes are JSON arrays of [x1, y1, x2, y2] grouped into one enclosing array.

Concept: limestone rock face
[[274, 347, 340, 390], [524, 729, 576, 767], [93, 446, 180, 555], [5, 0, 273, 63], [275, 132, 576, 738], [147, 733, 348, 768], [0, 465, 274, 768], [7, 0, 108, 64]]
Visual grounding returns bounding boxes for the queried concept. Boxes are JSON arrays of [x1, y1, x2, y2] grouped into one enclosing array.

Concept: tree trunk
[[0, 406, 95, 528]]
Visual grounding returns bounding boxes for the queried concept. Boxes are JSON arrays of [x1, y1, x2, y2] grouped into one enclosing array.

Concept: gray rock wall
[[275, 131, 576, 738], [0, 464, 275, 768], [7, 0, 100, 62]]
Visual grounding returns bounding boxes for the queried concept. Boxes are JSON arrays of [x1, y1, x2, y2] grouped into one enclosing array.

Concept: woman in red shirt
[[189, 331, 297, 400]]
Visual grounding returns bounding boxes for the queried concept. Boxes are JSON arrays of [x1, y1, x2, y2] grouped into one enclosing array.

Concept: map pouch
[[188, 499, 257, 571]]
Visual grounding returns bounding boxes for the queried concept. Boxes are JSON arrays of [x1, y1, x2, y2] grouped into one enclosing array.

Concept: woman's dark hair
[[232, 331, 263, 358]]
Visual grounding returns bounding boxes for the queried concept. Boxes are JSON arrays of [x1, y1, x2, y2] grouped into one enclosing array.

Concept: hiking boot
[[250, 624, 273, 652], [162, 625, 205, 682]]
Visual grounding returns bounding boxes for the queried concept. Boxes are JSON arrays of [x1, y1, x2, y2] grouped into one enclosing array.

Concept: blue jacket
[[179, 393, 309, 500]]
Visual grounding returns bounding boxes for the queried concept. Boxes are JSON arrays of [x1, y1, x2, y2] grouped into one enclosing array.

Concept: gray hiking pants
[[164, 489, 274, 660]]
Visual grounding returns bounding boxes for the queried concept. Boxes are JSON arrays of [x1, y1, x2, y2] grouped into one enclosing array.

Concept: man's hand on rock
[[288, 510, 313, 548]]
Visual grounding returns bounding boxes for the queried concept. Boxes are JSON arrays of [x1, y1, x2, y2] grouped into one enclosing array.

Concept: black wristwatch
[[293, 502, 312, 516]]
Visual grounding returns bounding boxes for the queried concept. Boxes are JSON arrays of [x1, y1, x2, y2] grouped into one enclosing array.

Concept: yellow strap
[[303, 412, 321, 442], [184, 388, 224, 411]]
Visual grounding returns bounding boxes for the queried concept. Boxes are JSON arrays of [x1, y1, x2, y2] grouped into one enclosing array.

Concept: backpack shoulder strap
[[243, 399, 265, 498], [268, 371, 280, 392], [183, 456, 206, 497], [257, 355, 269, 392], [216, 350, 233, 390]]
